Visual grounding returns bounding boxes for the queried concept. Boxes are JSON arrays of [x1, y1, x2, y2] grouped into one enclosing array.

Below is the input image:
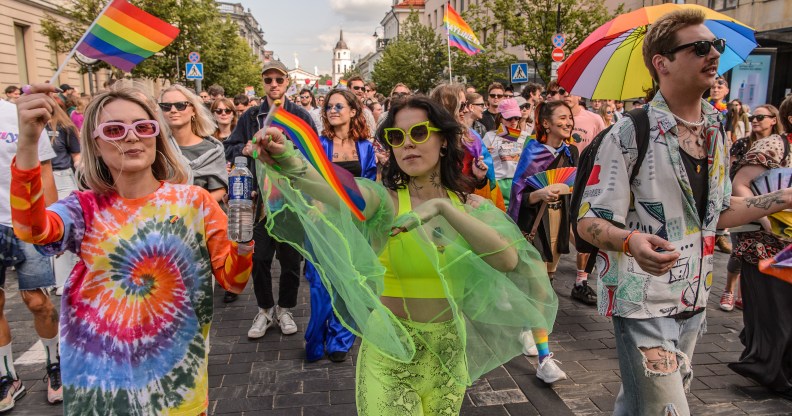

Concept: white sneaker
[[54, 286, 64, 296], [519, 331, 539, 356], [275, 306, 298, 335], [247, 308, 273, 339], [536, 353, 568, 384]]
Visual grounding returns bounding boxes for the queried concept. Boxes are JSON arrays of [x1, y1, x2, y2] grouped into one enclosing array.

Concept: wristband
[[623, 230, 639, 257]]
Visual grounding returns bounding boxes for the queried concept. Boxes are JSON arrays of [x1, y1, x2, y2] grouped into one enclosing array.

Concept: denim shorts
[[612, 312, 707, 416], [0, 239, 55, 290]]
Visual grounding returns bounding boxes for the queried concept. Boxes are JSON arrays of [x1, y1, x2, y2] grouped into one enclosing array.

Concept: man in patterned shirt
[[577, 9, 792, 415]]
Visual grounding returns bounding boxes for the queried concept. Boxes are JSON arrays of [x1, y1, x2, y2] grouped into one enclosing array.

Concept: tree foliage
[[488, 0, 622, 84], [372, 12, 447, 94], [41, 0, 262, 95], [450, 4, 518, 92]]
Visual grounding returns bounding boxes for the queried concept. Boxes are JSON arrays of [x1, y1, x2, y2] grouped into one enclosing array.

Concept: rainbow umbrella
[[557, 4, 757, 100]]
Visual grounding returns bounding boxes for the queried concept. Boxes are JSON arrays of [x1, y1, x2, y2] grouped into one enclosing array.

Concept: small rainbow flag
[[444, 4, 484, 56], [76, 0, 179, 72], [269, 105, 367, 221], [496, 123, 522, 141], [339, 80, 348, 87]]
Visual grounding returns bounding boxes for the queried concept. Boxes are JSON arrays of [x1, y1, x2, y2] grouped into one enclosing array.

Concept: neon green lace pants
[[355, 318, 467, 416]]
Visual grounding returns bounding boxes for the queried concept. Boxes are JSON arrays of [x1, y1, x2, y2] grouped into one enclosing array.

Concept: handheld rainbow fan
[[750, 168, 792, 196], [525, 167, 577, 194]]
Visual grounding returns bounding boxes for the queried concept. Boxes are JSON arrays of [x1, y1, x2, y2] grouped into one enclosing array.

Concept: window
[[708, 0, 738, 10], [460, 0, 465, 11], [14, 24, 29, 85]]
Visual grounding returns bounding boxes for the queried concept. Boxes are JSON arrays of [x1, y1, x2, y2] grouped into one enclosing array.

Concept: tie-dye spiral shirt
[[10, 163, 252, 415]]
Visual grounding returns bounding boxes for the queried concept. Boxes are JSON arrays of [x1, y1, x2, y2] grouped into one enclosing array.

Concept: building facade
[[0, 0, 99, 94], [331, 30, 352, 84], [217, 2, 268, 64]]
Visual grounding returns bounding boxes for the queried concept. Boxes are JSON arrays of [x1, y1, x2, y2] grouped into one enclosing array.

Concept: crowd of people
[[0, 7, 790, 416]]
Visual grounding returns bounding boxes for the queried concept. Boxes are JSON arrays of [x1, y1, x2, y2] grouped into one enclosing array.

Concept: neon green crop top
[[379, 187, 467, 298]]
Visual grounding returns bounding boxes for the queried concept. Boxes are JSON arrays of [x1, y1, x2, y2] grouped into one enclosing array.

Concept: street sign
[[188, 51, 201, 63], [552, 33, 566, 48], [551, 61, 563, 80], [186, 63, 204, 80], [510, 63, 529, 83], [552, 48, 565, 62]]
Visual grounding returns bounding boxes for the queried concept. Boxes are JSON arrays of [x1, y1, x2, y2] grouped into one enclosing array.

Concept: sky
[[238, 0, 391, 76]]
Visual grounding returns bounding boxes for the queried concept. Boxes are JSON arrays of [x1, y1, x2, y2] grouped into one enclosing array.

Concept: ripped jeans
[[612, 312, 706, 416]]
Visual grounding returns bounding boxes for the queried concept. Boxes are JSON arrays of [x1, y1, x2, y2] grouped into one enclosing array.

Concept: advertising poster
[[729, 54, 773, 111]]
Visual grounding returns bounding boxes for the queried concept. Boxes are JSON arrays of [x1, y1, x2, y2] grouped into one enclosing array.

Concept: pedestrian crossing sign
[[186, 63, 204, 80], [510, 63, 528, 83]]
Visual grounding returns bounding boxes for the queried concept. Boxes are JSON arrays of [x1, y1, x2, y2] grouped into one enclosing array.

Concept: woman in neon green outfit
[[251, 96, 558, 415]]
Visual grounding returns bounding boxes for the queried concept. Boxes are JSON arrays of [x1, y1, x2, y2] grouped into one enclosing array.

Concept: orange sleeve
[[10, 159, 65, 245], [202, 189, 253, 294]]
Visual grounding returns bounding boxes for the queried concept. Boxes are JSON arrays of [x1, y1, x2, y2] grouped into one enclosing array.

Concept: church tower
[[331, 30, 352, 85]]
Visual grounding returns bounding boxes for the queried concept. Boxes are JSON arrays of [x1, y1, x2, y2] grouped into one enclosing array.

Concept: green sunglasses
[[383, 121, 441, 148]]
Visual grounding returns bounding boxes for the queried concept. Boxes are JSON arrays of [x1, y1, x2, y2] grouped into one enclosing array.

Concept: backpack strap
[[626, 108, 650, 185]]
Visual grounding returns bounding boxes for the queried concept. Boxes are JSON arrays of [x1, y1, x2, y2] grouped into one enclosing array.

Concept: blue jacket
[[319, 136, 377, 181]]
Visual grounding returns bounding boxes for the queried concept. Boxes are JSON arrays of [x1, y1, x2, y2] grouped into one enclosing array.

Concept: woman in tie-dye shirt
[[10, 85, 253, 415]]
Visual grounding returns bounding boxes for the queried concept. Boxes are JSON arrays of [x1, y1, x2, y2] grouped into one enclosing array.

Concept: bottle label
[[229, 176, 251, 200]]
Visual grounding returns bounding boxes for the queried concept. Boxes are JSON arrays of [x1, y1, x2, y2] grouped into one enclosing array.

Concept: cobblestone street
[[5, 250, 792, 415]]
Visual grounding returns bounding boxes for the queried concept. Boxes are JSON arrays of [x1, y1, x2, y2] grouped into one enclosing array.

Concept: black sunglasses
[[664, 38, 726, 57], [391, 92, 410, 98], [520, 104, 531, 110], [748, 115, 776, 122], [159, 101, 191, 111], [213, 108, 234, 115], [489, 93, 504, 99], [351, 85, 365, 91], [263, 77, 286, 85], [547, 88, 566, 96]]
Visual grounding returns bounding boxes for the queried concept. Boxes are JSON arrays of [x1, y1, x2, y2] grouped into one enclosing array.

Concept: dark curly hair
[[376, 96, 475, 199], [321, 89, 370, 141], [534, 101, 574, 144]]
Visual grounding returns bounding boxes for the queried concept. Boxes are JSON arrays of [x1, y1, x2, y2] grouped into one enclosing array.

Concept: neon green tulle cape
[[256, 160, 558, 386]]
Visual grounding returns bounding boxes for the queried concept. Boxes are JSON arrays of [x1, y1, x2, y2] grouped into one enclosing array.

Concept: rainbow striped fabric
[[76, 0, 179, 72], [270, 108, 367, 221], [496, 123, 522, 141], [444, 4, 484, 56]]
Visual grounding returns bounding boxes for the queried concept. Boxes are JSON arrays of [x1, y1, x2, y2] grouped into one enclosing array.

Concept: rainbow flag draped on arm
[[444, 4, 484, 56], [75, 0, 179, 72], [268, 105, 367, 221]]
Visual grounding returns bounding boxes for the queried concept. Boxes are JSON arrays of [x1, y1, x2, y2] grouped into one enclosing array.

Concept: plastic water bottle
[[227, 156, 254, 242]]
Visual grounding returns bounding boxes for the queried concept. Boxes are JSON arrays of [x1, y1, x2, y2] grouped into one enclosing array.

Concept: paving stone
[[273, 392, 330, 408], [276, 368, 329, 383], [302, 403, 357, 415], [732, 398, 792, 414], [558, 339, 607, 351], [504, 401, 541, 416], [512, 375, 574, 416], [328, 389, 355, 405], [687, 402, 746, 415], [564, 398, 600, 414], [488, 376, 518, 391], [214, 397, 273, 414], [568, 370, 621, 384], [694, 387, 751, 404], [460, 405, 510, 415], [699, 374, 759, 389], [210, 384, 250, 400], [578, 358, 622, 371], [589, 394, 616, 411], [247, 381, 302, 396], [304, 377, 355, 392], [469, 389, 528, 406], [569, 330, 612, 341]]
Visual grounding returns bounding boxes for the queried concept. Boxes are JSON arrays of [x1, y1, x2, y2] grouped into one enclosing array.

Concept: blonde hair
[[643, 9, 706, 84], [79, 88, 188, 194], [159, 84, 217, 137], [75, 96, 91, 113]]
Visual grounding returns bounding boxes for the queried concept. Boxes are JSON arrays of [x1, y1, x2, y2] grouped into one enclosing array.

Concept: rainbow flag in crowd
[[270, 107, 367, 221], [496, 123, 522, 141], [76, 0, 179, 72], [444, 4, 484, 56]]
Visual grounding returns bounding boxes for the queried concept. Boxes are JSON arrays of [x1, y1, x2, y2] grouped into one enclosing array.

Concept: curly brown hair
[[321, 89, 370, 141]]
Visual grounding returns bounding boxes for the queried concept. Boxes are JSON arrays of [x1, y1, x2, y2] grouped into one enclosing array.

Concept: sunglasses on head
[[213, 108, 234, 115], [93, 120, 159, 141], [325, 103, 346, 113], [547, 88, 566, 96], [664, 38, 726, 57], [489, 93, 504, 99], [159, 101, 191, 111], [263, 77, 286, 85], [383, 121, 441, 148], [748, 115, 775, 122]]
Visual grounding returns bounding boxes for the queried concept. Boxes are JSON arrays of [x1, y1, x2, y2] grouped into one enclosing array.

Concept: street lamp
[[74, 51, 99, 95]]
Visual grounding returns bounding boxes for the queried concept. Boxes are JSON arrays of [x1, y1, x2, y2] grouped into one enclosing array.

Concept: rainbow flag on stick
[[70, 0, 179, 73], [496, 123, 522, 141], [444, 4, 484, 56], [267, 101, 367, 221]]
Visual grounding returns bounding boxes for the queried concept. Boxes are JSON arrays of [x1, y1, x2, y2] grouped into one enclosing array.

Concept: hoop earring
[[440, 146, 447, 157]]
